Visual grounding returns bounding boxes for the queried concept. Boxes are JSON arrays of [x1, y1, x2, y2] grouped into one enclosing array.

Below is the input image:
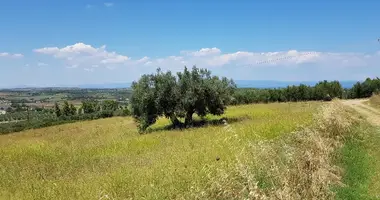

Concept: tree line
[[0, 100, 131, 134], [54, 100, 130, 119], [230, 77, 380, 105]]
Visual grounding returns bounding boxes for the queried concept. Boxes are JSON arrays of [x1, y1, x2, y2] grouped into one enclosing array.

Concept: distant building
[[0, 110, 6, 115]]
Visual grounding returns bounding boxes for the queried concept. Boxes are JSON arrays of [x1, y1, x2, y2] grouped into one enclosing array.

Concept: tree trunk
[[170, 115, 181, 128], [184, 112, 193, 127]]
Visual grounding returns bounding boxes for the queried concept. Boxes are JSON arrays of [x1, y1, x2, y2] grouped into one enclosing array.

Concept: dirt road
[[342, 99, 380, 126]]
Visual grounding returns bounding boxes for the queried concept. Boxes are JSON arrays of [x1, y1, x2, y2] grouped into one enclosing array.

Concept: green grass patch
[[335, 123, 380, 200]]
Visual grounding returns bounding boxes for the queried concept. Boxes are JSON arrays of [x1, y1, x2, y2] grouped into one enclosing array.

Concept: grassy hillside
[[0, 102, 319, 199]]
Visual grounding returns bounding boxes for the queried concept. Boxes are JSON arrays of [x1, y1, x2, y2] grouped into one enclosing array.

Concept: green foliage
[[131, 66, 236, 132], [69, 104, 77, 115], [231, 78, 380, 105], [54, 102, 61, 117], [62, 101, 71, 116], [347, 77, 380, 99], [102, 100, 119, 111], [0, 111, 121, 135], [81, 100, 99, 114], [0, 99, 131, 134], [130, 74, 159, 132], [121, 107, 131, 116]]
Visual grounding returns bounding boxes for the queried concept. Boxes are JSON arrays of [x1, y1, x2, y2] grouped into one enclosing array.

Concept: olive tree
[[130, 66, 236, 132]]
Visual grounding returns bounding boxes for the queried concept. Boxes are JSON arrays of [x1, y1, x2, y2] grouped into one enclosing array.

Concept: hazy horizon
[[1, 79, 361, 89]]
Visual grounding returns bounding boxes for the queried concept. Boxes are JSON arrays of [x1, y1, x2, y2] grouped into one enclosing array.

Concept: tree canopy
[[130, 66, 236, 132]]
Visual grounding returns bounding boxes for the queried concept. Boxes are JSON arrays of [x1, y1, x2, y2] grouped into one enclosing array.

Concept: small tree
[[81, 100, 98, 114], [62, 101, 71, 116], [130, 74, 159, 131], [102, 100, 119, 111], [69, 104, 77, 115], [54, 102, 61, 117], [78, 107, 83, 115]]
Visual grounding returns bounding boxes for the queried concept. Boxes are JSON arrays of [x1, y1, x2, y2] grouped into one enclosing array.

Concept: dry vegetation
[[369, 94, 380, 108], [191, 101, 358, 200]]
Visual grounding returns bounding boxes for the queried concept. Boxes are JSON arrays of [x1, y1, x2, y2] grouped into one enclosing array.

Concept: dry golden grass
[[191, 101, 358, 200], [369, 94, 380, 109], [0, 102, 319, 200]]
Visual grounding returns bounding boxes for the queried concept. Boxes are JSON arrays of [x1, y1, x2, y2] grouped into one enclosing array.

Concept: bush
[[98, 110, 114, 118], [324, 94, 332, 101]]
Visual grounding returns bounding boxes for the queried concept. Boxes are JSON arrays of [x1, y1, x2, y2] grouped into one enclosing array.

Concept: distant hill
[[77, 83, 132, 89], [1, 80, 357, 90]]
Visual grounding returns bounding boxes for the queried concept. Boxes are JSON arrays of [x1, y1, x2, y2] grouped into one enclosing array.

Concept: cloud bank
[[0, 41, 374, 87], [33, 42, 380, 73], [34, 43, 129, 68]]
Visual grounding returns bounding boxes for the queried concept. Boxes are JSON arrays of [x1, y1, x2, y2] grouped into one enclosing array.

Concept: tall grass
[[191, 101, 358, 199], [369, 94, 380, 108], [0, 102, 318, 200]]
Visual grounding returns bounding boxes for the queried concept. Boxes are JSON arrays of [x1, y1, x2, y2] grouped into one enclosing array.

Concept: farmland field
[[0, 102, 319, 199]]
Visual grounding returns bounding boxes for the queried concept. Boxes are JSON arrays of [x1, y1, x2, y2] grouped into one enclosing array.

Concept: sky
[[1, 0, 380, 87]]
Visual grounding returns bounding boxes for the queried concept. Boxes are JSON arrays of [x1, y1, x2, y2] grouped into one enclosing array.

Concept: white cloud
[[104, 2, 114, 7], [145, 48, 323, 69], [34, 42, 130, 68], [181, 47, 221, 57], [144, 61, 152, 66], [66, 64, 78, 69], [13, 54, 24, 58], [101, 55, 129, 64], [84, 68, 94, 72], [0, 52, 23, 58], [136, 56, 150, 63], [33, 44, 380, 70], [37, 62, 48, 66], [31, 44, 380, 81]]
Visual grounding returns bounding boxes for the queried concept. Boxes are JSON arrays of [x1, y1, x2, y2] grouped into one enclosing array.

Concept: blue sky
[[1, 0, 380, 87]]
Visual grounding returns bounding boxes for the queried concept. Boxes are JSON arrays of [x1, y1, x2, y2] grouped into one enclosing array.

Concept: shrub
[[324, 94, 332, 101], [98, 110, 114, 118]]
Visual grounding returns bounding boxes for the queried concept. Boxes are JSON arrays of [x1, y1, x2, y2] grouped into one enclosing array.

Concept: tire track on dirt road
[[342, 99, 380, 126]]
